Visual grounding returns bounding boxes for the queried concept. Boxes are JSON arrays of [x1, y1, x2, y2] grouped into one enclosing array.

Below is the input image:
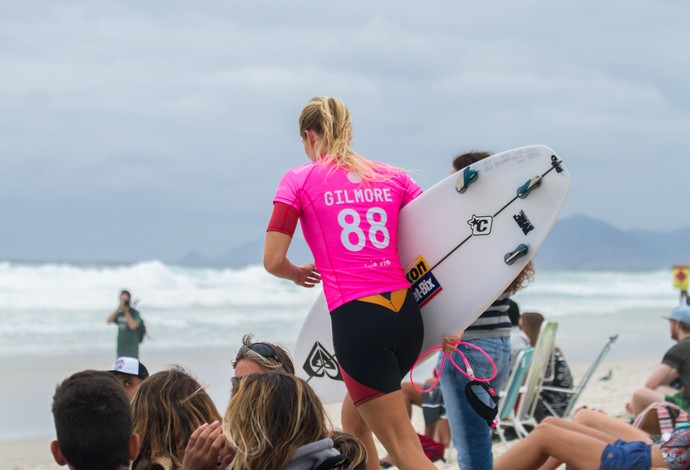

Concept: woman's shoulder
[[285, 161, 319, 176]]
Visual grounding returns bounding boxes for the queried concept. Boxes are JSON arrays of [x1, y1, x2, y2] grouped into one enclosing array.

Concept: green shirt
[[663, 337, 690, 403], [115, 308, 141, 358]]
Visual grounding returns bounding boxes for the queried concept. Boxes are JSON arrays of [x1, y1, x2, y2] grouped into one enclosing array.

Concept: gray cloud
[[1, 0, 688, 261]]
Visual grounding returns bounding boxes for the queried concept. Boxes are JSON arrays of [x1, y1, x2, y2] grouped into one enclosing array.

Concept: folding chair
[[495, 347, 533, 446], [539, 334, 619, 419], [496, 321, 559, 440]]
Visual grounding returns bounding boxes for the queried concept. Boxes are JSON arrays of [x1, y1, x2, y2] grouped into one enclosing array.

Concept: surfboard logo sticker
[[405, 256, 443, 308], [513, 210, 535, 235], [467, 215, 493, 236], [303, 342, 343, 382]]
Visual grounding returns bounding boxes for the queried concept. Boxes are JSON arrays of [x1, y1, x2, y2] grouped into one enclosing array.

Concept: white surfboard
[[294, 145, 570, 403]]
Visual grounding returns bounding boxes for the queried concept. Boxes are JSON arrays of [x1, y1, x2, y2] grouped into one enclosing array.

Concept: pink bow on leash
[[409, 341, 497, 394]]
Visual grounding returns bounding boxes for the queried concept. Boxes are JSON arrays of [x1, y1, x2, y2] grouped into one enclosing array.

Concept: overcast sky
[[1, 0, 688, 263]]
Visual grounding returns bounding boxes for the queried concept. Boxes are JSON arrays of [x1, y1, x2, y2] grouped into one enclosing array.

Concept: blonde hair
[[131, 367, 222, 470], [330, 430, 367, 469], [223, 373, 331, 470], [299, 96, 393, 181]]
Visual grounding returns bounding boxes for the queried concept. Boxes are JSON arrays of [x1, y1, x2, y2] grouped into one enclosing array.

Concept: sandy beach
[[0, 350, 660, 470]]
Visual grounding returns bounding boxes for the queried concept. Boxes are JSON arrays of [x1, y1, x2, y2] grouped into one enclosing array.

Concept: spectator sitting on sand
[[223, 373, 363, 470], [231, 333, 295, 393], [630, 304, 690, 418], [233, 334, 295, 374], [107, 356, 149, 400], [131, 366, 228, 470], [184, 374, 367, 470], [493, 407, 689, 470], [50, 370, 140, 470], [520, 311, 574, 421]]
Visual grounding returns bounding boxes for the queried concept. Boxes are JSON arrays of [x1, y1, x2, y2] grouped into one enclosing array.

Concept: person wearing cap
[[109, 356, 149, 400], [630, 304, 690, 417]]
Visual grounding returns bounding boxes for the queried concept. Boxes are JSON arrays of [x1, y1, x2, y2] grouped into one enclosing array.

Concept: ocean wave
[[0, 262, 680, 358], [0, 260, 314, 310]]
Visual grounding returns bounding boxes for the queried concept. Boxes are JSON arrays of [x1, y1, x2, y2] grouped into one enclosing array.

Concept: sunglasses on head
[[236, 342, 282, 365]]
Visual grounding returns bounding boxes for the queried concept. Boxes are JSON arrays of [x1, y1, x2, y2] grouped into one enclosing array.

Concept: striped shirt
[[462, 293, 512, 340]]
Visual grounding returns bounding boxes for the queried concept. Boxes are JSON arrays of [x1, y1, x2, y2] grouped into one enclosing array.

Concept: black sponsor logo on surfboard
[[467, 215, 493, 236], [304, 342, 343, 382], [513, 210, 535, 235], [405, 256, 443, 308]]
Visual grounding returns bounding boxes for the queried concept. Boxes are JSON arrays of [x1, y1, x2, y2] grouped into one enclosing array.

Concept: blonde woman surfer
[[264, 96, 434, 469]]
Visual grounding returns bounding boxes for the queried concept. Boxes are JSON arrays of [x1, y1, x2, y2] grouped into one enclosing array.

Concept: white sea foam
[[514, 269, 676, 316], [0, 260, 319, 357], [0, 260, 309, 310], [0, 262, 681, 357]]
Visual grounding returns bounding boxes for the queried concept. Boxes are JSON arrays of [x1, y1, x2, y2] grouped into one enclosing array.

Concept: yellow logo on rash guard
[[405, 256, 442, 308]]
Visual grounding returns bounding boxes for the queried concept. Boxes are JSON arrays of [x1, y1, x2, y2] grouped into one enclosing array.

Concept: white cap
[[109, 357, 149, 379]]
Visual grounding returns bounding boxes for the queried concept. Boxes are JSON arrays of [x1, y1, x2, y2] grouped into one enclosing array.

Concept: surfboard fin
[[455, 167, 479, 194], [517, 175, 542, 198], [504, 244, 529, 265]]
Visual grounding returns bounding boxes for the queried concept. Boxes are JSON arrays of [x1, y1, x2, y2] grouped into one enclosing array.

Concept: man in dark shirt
[[106, 289, 142, 358], [631, 304, 690, 416]]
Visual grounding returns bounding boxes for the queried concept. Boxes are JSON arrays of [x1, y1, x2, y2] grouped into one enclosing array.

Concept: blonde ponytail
[[299, 96, 391, 181]]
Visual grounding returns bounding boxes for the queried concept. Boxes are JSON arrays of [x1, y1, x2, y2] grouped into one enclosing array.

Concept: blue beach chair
[[495, 347, 534, 446], [496, 321, 559, 441]]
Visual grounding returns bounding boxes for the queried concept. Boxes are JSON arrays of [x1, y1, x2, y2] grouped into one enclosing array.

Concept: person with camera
[[107, 289, 142, 359]]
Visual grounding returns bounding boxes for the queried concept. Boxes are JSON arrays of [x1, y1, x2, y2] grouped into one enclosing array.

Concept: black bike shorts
[[330, 288, 424, 406]]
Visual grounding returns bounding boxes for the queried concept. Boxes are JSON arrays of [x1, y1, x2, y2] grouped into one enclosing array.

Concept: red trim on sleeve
[[266, 202, 299, 237]]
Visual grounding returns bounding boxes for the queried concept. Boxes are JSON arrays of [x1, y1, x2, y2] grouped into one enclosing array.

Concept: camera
[[124, 300, 130, 307]]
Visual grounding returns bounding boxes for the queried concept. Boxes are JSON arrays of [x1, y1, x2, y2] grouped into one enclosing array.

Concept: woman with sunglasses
[[232, 334, 294, 376], [230, 334, 295, 396], [264, 96, 432, 469]]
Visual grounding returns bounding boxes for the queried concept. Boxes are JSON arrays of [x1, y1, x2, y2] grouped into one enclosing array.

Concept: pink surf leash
[[409, 341, 497, 394]]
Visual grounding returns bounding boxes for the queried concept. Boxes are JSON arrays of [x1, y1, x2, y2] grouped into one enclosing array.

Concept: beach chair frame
[[539, 334, 619, 419]]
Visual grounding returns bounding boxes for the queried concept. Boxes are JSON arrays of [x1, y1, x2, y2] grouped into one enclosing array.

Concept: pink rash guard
[[272, 160, 422, 311]]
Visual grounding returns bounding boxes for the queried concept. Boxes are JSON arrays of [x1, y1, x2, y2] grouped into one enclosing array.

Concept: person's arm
[[644, 363, 678, 389], [263, 231, 321, 288], [106, 308, 119, 324], [122, 307, 140, 330]]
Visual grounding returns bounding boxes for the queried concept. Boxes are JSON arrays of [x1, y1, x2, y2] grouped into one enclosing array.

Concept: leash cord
[[409, 341, 497, 394]]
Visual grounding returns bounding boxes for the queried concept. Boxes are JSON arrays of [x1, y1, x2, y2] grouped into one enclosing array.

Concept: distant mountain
[[534, 214, 689, 270], [177, 249, 212, 265], [178, 237, 312, 267], [178, 215, 689, 270]]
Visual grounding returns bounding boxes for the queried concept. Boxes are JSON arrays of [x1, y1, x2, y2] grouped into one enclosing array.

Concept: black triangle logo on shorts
[[303, 341, 343, 382]]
